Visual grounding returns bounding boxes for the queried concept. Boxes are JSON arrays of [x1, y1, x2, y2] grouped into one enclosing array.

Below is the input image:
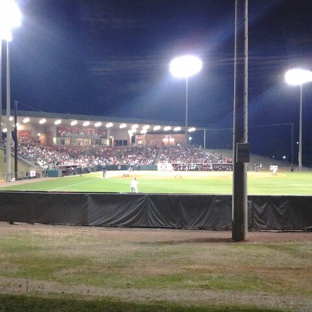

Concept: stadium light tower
[[285, 68, 312, 171], [0, 0, 22, 181], [170, 55, 202, 146]]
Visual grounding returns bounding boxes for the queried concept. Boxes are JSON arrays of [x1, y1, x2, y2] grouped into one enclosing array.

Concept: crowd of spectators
[[3, 136, 233, 171], [117, 145, 160, 166], [16, 139, 119, 169], [159, 145, 216, 165]]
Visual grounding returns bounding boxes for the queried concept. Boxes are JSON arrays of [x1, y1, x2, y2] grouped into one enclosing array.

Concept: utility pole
[[232, 0, 249, 241]]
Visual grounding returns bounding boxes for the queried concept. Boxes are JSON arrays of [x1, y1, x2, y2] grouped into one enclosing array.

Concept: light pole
[[0, 0, 22, 181], [170, 55, 202, 146], [285, 68, 312, 171]]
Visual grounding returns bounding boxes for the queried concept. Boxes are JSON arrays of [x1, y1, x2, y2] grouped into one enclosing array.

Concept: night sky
[[6, 0, 312, 164]]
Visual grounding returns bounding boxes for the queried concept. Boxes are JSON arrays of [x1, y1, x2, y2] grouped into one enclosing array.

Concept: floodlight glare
[[170, 54, 202, 146], [170, 55, 202, 78], [0, 0, 22, 41], [285, 68, 312, 86], [284, 68, 312, 170]]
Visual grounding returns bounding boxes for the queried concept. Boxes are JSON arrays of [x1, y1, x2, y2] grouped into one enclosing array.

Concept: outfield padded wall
[[0, 192, 311, 230]]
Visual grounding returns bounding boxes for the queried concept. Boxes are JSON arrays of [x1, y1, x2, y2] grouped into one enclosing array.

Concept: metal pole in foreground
[[298, 85, 303, 171], [14, 100, 18, 180], [0, 40, 2, 137], [5, 40, 11, 182], [291, 123, 294, 166], [185, 76, 188, 146], [232, 0, 249, 242]]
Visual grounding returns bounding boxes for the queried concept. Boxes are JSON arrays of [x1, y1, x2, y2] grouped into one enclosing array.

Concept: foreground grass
[[0, 223, 311, 311], [0, 294, 283, 312], [0, 171, 312, 195]]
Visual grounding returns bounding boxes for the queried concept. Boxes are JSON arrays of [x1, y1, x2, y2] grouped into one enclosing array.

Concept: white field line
[[49, 178, 102, 191], [48, 170, 123, 191]]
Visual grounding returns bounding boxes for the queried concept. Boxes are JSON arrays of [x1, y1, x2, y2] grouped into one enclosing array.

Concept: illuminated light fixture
[[9, 116, 13, 121], [83, 121, 90, 127], [188, 127, 196, 132], [39, 118, 46, 124], [174, 126, 181, 131], [95, 122, 102, 127], [164, 126, 171, 131], [37, 133, 41, 136], [143, 125, 150, 130], [106, 122, 113, 128], [23, 117, 30, 123], [153, 125, 161, 131], [16, 122, 20, 129], [0, 0, 22, 41], [285, 68, 312, 171], [170, 55, 203, 78], [140, 129, 147, 134], [119, 123, 127, 128], [54, 119, 61, 125], [285, 68, 312, 86], [131, 124, 138, 129], [70, 120, 77, 126], [3, 128, 7, 133], [170, 55, 202, 146]]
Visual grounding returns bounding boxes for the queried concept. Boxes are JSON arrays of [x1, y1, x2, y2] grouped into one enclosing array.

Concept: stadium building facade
[[1, 109, 200, 148]]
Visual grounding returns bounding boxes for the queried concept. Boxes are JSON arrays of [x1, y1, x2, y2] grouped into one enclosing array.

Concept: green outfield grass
[[0, 170, 311, 195]]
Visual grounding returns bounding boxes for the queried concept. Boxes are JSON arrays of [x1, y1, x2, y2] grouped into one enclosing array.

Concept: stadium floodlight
[[285, 69, 312, 86], [170, 55, 202, 146], [0, 0, 22, 40], [1, 0, 22, 181], [285, 68, 312, 170]]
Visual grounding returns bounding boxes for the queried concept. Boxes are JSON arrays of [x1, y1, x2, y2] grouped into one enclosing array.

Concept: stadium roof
[[1, 109, 206, 133]]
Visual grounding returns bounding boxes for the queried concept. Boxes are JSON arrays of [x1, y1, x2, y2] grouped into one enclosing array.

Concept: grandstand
[[0, 110, 297, 179]]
